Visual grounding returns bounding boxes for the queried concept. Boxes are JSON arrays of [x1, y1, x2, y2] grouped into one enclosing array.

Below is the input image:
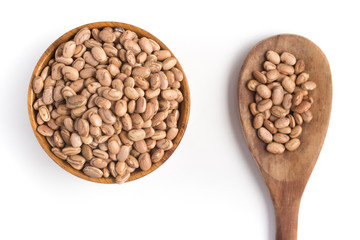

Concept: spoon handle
[[265, 173, 305, 240], [274, 199, 300, 240]]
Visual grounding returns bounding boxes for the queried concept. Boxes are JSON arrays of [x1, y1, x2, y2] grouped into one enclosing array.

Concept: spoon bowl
[[238, 34, 332, 239]]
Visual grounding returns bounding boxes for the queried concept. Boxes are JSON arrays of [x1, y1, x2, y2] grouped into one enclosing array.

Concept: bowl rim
[[28, 21, 191, 184]]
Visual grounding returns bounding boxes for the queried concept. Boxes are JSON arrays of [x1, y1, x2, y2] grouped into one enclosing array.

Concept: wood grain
[[28, 22, 191, 184], [238, 34, 332, 240]]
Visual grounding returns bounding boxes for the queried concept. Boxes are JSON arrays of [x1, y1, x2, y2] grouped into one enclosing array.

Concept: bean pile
[[247, 50, 316, 154], [32, 26, 184, 183]]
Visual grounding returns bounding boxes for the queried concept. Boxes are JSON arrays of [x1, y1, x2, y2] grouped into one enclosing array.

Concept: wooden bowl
[[28, 22, 191, 184]]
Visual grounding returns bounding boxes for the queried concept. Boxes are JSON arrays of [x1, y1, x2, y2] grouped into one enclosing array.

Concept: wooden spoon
[[238, 34, 332, 239]]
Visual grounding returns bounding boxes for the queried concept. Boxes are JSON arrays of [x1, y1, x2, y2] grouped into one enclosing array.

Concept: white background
[[0, 0, 359, 239]]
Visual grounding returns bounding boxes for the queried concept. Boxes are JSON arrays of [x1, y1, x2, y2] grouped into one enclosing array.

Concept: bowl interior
[[28, 22, 190, 183]]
